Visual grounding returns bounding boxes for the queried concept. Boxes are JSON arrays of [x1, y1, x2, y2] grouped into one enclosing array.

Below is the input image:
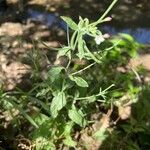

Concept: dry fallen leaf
[[81, 132, 101, 150]]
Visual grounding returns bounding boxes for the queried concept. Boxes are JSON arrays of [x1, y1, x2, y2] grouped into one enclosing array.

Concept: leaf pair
[[68, 105, 87, 127], [61, 16, 78, 31]]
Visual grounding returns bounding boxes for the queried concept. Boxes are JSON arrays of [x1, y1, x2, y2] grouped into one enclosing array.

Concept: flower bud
[[103, 17, 112, 22]]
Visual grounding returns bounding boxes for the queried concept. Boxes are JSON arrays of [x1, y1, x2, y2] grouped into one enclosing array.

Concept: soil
[[0, 0, 68, 90]]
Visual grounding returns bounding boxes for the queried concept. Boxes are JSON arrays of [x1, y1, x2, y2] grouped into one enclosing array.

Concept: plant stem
[[74, 84, 115, 101], [75, 96, 105, 102], [70, 30, 78, 50], [67, 25, 70, 46], [66, 59, 71, 70], [73, 31, 79, 50], [70, 62, 96, 76], [91, 0, 118, 26]]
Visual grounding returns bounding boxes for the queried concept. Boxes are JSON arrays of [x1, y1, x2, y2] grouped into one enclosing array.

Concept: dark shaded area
[[100, 83, 150, 150], [1, 0, 150, 26], [0, 0, 7, 15], [60, 0, 150, 28]]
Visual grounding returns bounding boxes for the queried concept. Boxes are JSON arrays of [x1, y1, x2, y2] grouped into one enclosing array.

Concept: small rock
[[0, 22, 24, 36]]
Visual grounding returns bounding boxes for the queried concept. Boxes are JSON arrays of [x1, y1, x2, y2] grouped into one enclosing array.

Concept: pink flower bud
[[104, 17, 112, 22]]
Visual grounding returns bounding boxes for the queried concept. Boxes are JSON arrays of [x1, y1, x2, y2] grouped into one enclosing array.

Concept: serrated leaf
[[68, 106, 87, 127], [61, 16, 78, 30], [70, 76, 89, 87], [48, 66, 64, 82], [50, 92, 66, 118]]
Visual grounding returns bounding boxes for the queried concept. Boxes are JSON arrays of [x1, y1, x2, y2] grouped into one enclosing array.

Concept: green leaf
[[63, 136, 77, 147], [78, 16, 84, 29], [36, 88, 50, 97], [48, 66, 64, 82], [77, 35, 85, 59], [35, 137, 55, 150], [61, 16, 78, 30], [70, 76, 89, 87], [84, 45, 101, 63], [63, 121, 77, 147], [68, 105, 87, 127], [50, 92, 66, 118], [32, 120, 52, 139], [71, 30, 78, 50], [119, 33, 134, 42], [57, 46, 71, 58], [87, 95, 97, 103], [84, 18, 89, 27], [34, 113, 49, 126], [63, 121, 74, 136]]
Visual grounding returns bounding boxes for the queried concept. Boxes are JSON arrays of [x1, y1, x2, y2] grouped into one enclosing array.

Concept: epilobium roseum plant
[[33, 0, 120, 148], [51, 0, 118, 119], [4, 0, 143, 149]]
